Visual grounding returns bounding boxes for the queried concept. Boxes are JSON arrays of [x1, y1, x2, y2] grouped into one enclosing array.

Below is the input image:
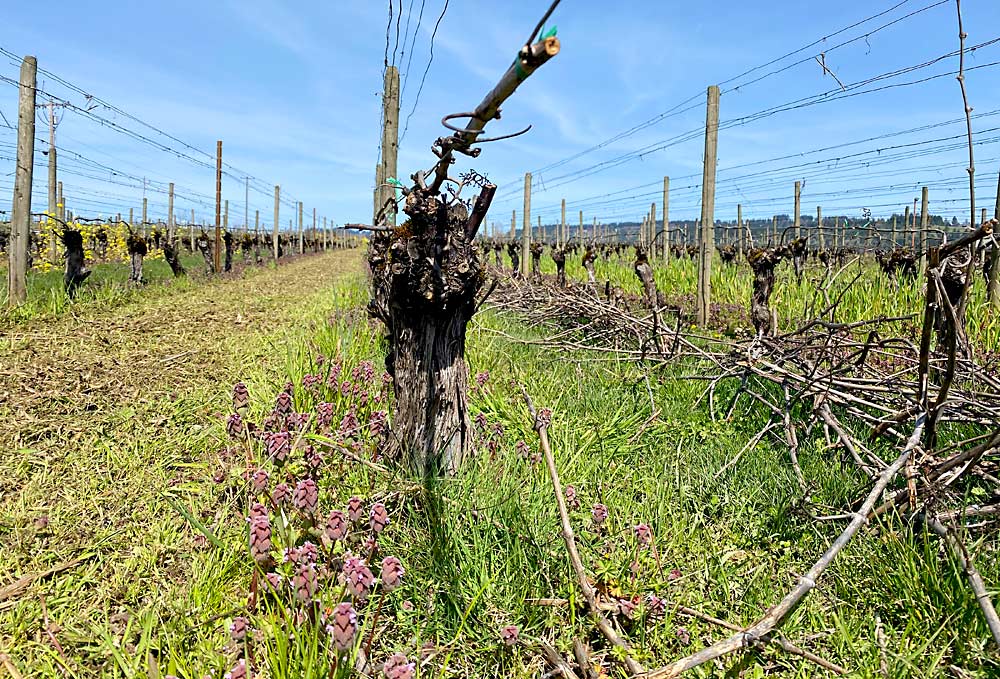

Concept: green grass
[[2, 254, 997, 678]]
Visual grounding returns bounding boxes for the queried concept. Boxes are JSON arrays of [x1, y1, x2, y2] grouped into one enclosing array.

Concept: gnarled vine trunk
[[368, 185, 494, 476], [583, 246, 597, 284], [507, 242, 520, 277], [748, 247, 782, 337], [60, 229, 90, 297], [196, 233, 215, 274], [127, 233, 146, 286], [163, 240, 186, 277], [552, 246, 566, 287]]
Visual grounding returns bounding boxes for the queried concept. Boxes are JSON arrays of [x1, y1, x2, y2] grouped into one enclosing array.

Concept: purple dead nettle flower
[[293, 562, 318, 602], [265, 431, 291, 463], [381, 371, 392, 387], [325, 509, 349, 541], [275, 390, 293, 416], [305, 447, 324, 472], [383, 652, 416, 679], [339, 409, 359, 438], [226, 413, 244, 439], [370, 502, 390, 534], [316, 355, 326, 367], [251, 469, 269, 495], [564, 485, 580, 510], [293, 478, 318, 515], [347, 496, 364, 523], [229, 616, 249, 641], [232, 382, 250, 410], [530, 452, 542, 465], [343, 556, 375, 599], [492, 422, 504, 438], [224, 659, 246, 679], [302, 373, 321, 392], [363, 536, 378, 554], [591, 503, 608, 527], [297, 541, 319, 564], [676, 627, 691, 646], [380, 556, 404, 590], [668, 567, 682, 581], [474, 412, 488, 430], [340, 380, 353, 398], [537, 407, 553, 428], [327, 602, 357, 651], [316, 402, 335, 429], [286, 412, 310, 431], [264, 572, 283, 593], [213, 468, 227, 484], [500, 625, 519, 647], [357, 391, 370, 409], [515, 440, 530, 459], [368, 410, 388, 437], [249, 502, 267, 520], [646, 594, 667, 619], [634, 523, 653, 547], [248, 515, 272, 563], [283, 546, 301, 564], [272, 482, 291, 506], [475, 370, 490, 388], [328, 360, 343, 384], [261, 411, 283, 432]]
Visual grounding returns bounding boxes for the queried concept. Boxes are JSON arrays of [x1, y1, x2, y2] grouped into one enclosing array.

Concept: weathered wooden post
[[298, 202, 304, 254], [214, 140, 223, 273], [989, 175, 999, 306], [366, 26, 559, 477], [8, 55, 36, 307], [662, 176, 670, 263], [817, 206, 824, 250], [522, 172, 531, 276], [737, 203, 743, 258], [696, 85, 720, 326], [560, 198, 566, 248], [381, 65, 400, 227], [167, 182, 175, 242], [650, 202, 657, 260], [793, 180, 801, 240], [272, 185, 280, 259]]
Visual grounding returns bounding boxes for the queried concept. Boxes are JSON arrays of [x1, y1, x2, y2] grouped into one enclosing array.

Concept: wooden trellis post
[[696, 85, 720, 326], [522, 173, 531, 267], [662, 176, 670, 262], [8, 55, 36, 307], [273, 185, 280, 259]]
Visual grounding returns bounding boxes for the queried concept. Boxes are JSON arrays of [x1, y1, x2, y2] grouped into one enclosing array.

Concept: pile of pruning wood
[[485, 220, 1000, 677]]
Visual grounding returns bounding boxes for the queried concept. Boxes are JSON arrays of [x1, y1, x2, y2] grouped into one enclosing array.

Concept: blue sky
[[1, 0, 999, 233]]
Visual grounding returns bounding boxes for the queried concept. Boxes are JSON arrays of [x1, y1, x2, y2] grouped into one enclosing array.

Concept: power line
[[400, 0, 450, 144]]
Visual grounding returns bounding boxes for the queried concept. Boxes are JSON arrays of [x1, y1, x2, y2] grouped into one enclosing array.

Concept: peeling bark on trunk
[[367, 186, 493, 477], [530, 242, 543, 282], [60, 229, 90, 297], [223, 231, 234, 272], [748, 247, 782, 337], [196, 233, 215, 274], [938, 246, 973, 360], [493, 243, 503, 267], [163, 239, 186, 277], [583, 246, 597, 284], [127, 233, 146, 286], [552, 246, 566, 287], [507, 242, 520, 276], [788, 238, 807, 281], [634, 247, 663, 355]]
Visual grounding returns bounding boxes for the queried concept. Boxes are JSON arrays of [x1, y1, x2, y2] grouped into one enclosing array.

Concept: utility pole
[[214, 140, 223, 273], [47, 99, 58, 264], [510, 210, 516, 241], [662, 177, 670, 262], [522, 173, 531, 271], [380, 65, 400, 226], [142, 197, 148, 234], [57, 181, 64, 222], [273, 185, 280, 259], [312, 207, 317, 251], [696, 85, 720, 326], [579, 210, 584, 243], [8, 56, 37, 306], [190, 209, 196, 250]]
